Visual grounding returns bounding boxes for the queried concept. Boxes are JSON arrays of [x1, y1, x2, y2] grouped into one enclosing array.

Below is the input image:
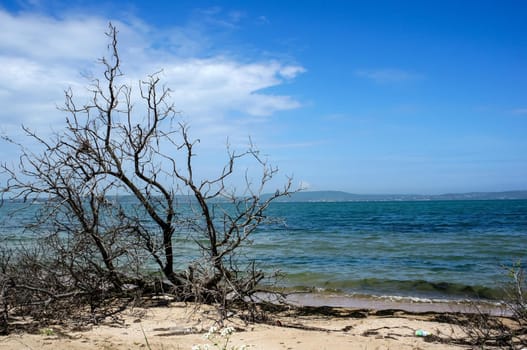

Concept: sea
[[253, 200, 527, 302], [1, 199, 526, 304]]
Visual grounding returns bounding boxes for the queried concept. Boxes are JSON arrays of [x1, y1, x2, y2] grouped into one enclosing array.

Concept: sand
[[0, 299, 477, 350]]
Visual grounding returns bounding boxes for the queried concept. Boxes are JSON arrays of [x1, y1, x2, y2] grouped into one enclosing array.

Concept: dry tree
[[0, 23, 294, 330]]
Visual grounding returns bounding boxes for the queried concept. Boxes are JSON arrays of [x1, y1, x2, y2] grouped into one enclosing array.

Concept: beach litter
[[414, 329, 430, 337]]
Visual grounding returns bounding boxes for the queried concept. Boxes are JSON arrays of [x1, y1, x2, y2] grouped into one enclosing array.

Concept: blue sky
[[0, 1, 526, 194]]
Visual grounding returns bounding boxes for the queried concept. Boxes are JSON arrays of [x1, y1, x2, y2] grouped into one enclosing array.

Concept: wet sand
[[285, 292, 507, 315]]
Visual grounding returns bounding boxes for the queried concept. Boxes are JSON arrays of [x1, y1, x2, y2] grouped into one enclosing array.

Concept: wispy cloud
[[193, 7, 246, 29], [298, 180, 311, 190], [256, 15, 270, 25], [511, 108, 527, 115], [261, 140, 325, 149], [0, 8, 305, 147], [355, 68, 422, 84]]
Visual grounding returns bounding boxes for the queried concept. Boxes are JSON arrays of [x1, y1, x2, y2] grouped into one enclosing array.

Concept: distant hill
[[267, 190, 527, 202], [12, 190, 527, 204]]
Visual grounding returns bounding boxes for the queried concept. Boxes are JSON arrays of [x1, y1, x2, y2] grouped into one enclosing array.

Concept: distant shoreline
[[266, 190, 527, 202], [5, 189, 527, 202]]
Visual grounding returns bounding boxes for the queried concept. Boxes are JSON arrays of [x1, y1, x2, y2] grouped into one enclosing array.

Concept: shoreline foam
[[284, 291, 508, 315]]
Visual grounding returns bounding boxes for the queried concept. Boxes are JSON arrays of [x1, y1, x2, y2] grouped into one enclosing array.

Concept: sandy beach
[[0, 298, 488, 350]]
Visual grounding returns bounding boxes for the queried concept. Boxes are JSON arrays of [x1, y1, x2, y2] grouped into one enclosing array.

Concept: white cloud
[[355, 68, 422, 84], [280, 65, 305, 79], [159, 59, 303, 117], [298, 180, 311, 190], [0, 8, 305, 148], [0, 11, 108, 61]]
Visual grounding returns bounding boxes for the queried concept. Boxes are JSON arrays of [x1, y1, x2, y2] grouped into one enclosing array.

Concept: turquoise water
[[1, 200, 526, 300]]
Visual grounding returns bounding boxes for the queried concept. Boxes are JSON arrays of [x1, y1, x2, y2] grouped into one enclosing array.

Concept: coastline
[[0, 297, 510, 350], [284, 291, 508, 315], [1, 199, 524, 349]]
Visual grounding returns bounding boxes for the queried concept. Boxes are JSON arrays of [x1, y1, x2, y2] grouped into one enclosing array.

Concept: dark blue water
[[249, 200, 527, 300], [1, 200, 526, 300]]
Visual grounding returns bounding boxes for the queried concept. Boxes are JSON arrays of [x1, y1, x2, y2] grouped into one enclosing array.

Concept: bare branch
[[0, 23, 297, 330]]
